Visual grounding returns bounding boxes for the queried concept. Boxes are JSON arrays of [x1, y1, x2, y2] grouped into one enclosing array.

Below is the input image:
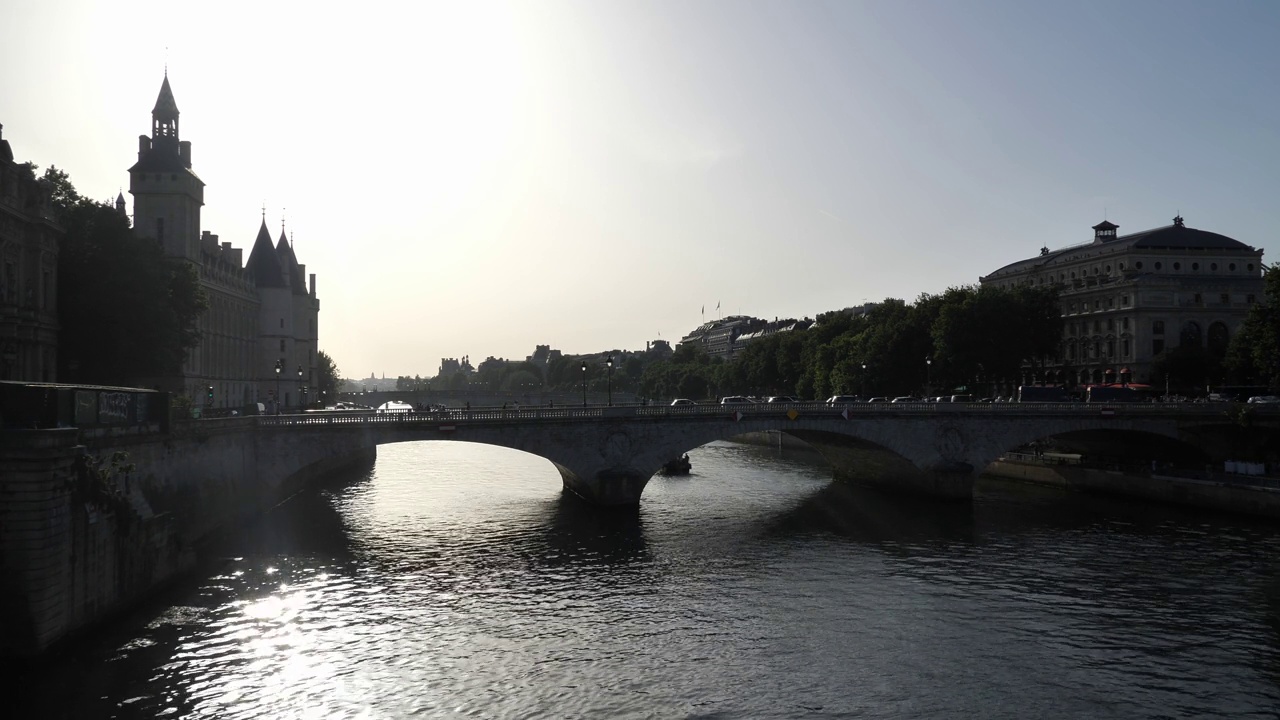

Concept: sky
[[3, 0, 1279, 379]]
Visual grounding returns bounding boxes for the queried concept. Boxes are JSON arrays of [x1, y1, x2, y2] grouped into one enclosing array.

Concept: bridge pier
[[554, 464, 651, 506]]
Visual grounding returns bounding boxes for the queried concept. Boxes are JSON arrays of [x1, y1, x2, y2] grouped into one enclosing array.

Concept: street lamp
[[274, 359, 283, 414], [297, 365, 303, 408], [861, 362, 867, 400], [581, 361, 588, 407], [925, 357, 932, 397], [606, 355, 614, 406]]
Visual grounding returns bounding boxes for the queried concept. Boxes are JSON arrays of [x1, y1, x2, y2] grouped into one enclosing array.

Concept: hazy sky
[[4, 0, 1278, 378]]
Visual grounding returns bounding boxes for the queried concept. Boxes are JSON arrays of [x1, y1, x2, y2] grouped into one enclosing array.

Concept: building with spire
[[125, 73, 320, 409]]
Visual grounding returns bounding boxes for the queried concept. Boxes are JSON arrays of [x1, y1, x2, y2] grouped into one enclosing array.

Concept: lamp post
[[297, 365, 303, 409], [925, 357, 932, 397], [606, 355, 614, 406], [581, 361, 588, 407], [273, 359, 282, 414], [861, 362, 867, 400]]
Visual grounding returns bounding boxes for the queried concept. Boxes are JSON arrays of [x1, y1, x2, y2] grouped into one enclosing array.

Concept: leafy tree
[[316, 350, 341, 400], [49, 168, 207, 385], [1225, 266, 1280, 390]]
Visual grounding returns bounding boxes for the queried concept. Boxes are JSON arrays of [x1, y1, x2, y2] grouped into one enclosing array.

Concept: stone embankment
[[987, 457, 1280, 520], [0, 420, 374, 659]]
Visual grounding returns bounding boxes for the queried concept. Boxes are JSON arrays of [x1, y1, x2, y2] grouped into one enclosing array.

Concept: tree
[[50, 168, 207, 385], [316, 351, 341, 400], [1225, 267, 1280, 390]]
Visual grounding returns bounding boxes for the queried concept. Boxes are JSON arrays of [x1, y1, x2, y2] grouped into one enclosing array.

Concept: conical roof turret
[[153, 74, 179, 118], [246, 218, 286, 287]]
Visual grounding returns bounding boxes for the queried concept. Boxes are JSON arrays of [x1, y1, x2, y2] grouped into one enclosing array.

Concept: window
[[280, 318, 284, 328], [1119, 262, 1126, 270], [1093, 320, 1100, 333], [1122, 295, 1130, 306], [1107, 340, 1115, 358], [280, 339, 286, 352], [1122, 339, 1130, 357], [3, 261, 15, 303], [1248, 263, 1255, 272], [1220, 293, 1230, 305], [1122, 318, 1130, 331], [1211, 263, 1218, 270], [1173, 262, 1181, 270], [1193, 293, 1202, 304], [1155, 262, 1163, 270], [1107, 318, 1114, 331], [1153, 320, 1165, 335], [1248, 294, 1257, 304], [1230, 263, 1237, 271], [1153, 339, 1165, 355], [1192, 262, 1199, 270], [42, 270, 51, 309], [1106, 298, 1114, 308], [1094, 300, 1100, 310], [1105, 265, 1111, 273], [1136, 261, 1144, 270]]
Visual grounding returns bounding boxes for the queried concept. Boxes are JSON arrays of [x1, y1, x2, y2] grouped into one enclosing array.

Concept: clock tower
[[128, 73, 205, 262]]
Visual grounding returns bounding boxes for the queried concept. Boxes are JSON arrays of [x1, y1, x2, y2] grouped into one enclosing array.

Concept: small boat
[[660, 454, 692, 475]]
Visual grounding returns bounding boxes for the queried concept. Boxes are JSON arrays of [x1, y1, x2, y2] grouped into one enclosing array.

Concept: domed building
[[980, 216, 1265, 388]]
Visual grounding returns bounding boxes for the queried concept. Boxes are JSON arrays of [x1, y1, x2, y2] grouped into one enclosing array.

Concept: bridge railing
[[252, 400, 1276, 428]]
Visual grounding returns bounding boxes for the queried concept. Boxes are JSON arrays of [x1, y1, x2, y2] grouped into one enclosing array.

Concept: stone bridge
[[259, 402, 1279, 505]]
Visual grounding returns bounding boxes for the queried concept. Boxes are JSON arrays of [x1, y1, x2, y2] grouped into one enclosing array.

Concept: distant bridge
[[257, 402, 1279, 505]]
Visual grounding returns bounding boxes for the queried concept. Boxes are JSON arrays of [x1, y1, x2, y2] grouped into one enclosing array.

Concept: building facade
[[127, 74, 319, 408], [980, 217, 1265, 387], [0, 124, 61, 382]]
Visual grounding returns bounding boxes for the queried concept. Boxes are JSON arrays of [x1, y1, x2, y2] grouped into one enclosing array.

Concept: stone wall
[[0, 420, 374, 658]]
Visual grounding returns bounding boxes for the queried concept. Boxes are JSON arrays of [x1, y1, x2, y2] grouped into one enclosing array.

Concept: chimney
[[230, 248, 243, 267], [138, 135, 151, 160], [179, 141, 192, 168], [309, 273, 316, 297]]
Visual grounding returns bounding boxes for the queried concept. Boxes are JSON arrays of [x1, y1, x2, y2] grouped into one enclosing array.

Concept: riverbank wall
[[0, 421, 375, 659], [986, 459, 1280, 520]]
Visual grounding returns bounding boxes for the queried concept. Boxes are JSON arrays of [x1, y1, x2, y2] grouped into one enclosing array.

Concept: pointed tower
[[115, 191, 127, 219], [128, 72, 205, 262]]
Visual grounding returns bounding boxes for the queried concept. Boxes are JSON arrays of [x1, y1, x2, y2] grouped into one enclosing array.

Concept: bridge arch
[[266, 404, 1279, 507]]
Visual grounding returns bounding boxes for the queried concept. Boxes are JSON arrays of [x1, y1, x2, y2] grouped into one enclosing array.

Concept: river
[[16, 440, 1280, 719]]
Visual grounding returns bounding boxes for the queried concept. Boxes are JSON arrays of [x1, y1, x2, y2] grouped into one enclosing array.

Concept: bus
[[1085, 385, 1145, 403], [1017, 385, 1070, 402]]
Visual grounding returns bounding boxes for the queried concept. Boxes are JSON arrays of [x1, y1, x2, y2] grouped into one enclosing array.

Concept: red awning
[[1120, 367, 1132, 373]]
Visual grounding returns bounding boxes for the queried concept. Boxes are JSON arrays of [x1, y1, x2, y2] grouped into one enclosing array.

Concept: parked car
[[1247, 395, 1280, 404], [720, 396, 754, 405], [670, 398, 697, 406], [950, 395, 974, 403], [826, 395, 860, 404], [766, 396, 799, 403], [890, 396, 918, 403], [867, 396, 890, 403]]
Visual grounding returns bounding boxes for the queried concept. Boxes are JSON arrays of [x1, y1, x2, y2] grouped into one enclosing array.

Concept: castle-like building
[[980, 216, 1265, 387], [0, 124, 61, 382], [126, 74, 319, 409]]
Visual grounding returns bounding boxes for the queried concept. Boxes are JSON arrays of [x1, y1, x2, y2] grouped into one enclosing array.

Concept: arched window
[[1208, 322, 1230, 358], [1180, 321, 1203, 349]]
